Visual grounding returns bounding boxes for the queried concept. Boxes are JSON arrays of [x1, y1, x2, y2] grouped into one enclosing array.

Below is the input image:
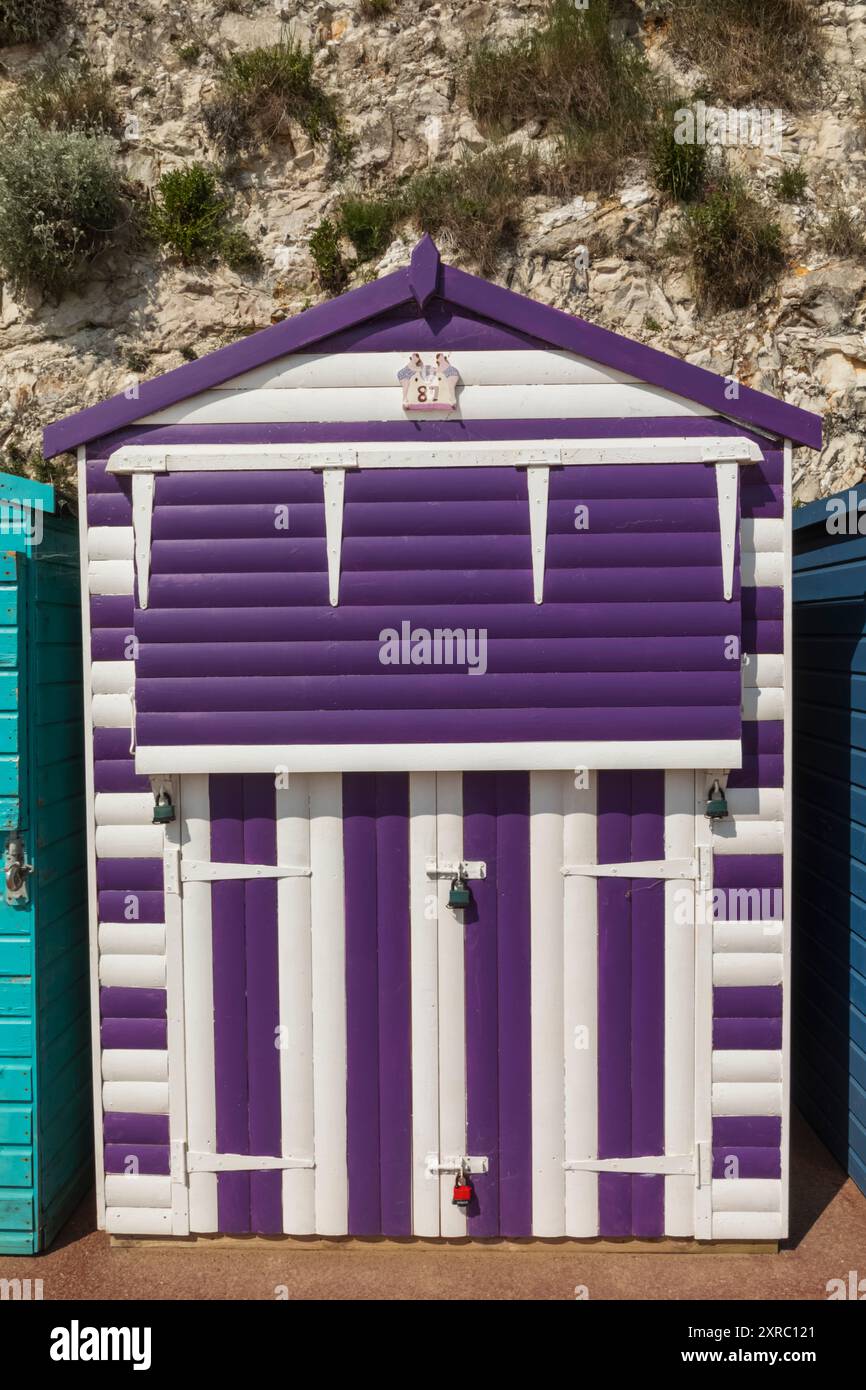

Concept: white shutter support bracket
[[185, 1149, 315, 1173]]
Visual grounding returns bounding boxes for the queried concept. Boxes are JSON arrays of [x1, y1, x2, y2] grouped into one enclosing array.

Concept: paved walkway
[[3, 1112, 863, 1300]]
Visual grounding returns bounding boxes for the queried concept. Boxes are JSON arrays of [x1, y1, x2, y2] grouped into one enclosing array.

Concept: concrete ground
[[4, 1111, 864, 1300]]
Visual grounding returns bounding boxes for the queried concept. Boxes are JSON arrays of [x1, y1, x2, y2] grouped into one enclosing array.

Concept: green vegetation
[[666, 0, 823, 106], [819, 205, 866, 261], [0, 118, 126, 295], [204, 39, 343, 156], [463, 0, 652, 191], [177, 42, 203, 67], [773, 164, 808, 202], [401, 147, 537, 274], [651, 117, 708, 202], [310, 217, 347, 293], [359, 0, 392, 15], [1, 445, 73, 490], [338, 193, 400, 263], [3, 59, 120, 133], [147, 164, 257, 269], [0, 0, 64, 47], [682, 176, 787, 309]]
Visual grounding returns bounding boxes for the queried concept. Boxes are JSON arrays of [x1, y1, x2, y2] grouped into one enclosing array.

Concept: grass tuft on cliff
[[204, 38, 344, 157], [3, 59, 120, 133], [463, 0, 652, 189], [401, 147, 539, 275], [0, 0, 65, 47], [682, 175, 787, 309], [0, 118, 126, 295], [665, 0, 823, 106]]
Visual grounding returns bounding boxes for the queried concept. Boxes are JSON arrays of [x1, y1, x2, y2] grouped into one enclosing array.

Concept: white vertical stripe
[[435, 772, 467, 1237], [276, 774, 316, 1234], [309, 772, 348, 1234], [563, 772, 599, 1237], [693, 772, 714, 1239], [79, 450, 106, 1231], [181, 774, 218, 1231], [131, 471, 155, 608], [780, 438, 793, 1241], [530, 772, 565, 1235], [664, 769, 696, 1236], [164, 800, 189, 1245], [409, 772, 440, 1236]]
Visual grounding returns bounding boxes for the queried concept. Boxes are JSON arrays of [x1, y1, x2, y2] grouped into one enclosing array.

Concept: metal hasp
[[5, 835, 33, 905], [425, 1154, 489, 1177]]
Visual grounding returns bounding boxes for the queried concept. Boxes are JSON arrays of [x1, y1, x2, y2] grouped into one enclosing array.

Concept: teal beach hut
[[0, 471, 90, 1255]]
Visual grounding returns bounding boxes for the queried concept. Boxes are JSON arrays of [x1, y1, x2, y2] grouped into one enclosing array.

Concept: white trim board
[[135, 740, 744, 776], [106, 436, 763, 473]]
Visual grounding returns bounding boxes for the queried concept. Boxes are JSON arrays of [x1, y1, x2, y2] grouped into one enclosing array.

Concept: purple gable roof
[[42, 236, 822, 457]]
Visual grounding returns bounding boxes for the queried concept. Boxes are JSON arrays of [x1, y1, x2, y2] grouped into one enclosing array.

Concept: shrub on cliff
[[0, 118, 126, 295]]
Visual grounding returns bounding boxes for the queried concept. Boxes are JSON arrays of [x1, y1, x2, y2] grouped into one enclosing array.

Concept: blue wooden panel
[[0, 1107, 31, 1144], [794, 505, 866, 1197]]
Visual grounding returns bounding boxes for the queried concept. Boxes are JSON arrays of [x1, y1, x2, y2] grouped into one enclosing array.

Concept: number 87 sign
[[398, 352, 460, 412]]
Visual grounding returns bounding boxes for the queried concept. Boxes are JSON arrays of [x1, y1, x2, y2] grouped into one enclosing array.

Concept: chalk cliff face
[[0, 1, 862, 496]]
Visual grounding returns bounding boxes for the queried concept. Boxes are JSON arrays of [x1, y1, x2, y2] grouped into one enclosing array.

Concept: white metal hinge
[[164, 844, 179, 894], [425, 858, 486, 880], [561, 857, 698, 880], [425, 1154, 489, 1178], [172, 1144, 315, 1176], [563, 1154, 697, 1176], [181, 860, 312, 881], [187, 1151, 315, 1173]]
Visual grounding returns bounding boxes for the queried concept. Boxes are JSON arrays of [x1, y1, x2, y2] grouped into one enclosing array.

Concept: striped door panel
[[170, 770, 782, 1237]]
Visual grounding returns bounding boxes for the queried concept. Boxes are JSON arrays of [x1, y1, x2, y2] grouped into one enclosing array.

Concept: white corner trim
[[135, 739, 743, 775], [527, 465, 550, 604], [322, 467, 345, 607], [105, 436, 764, 473], [131, 472, 156, 609], [715, 460, 738, 601]]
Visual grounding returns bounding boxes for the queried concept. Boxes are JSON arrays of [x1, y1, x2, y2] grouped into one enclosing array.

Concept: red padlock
[[452, 1174, 473, 1209]]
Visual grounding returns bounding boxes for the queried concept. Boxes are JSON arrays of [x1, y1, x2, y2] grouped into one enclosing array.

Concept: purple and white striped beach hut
[[43, 236, 820, 1244]]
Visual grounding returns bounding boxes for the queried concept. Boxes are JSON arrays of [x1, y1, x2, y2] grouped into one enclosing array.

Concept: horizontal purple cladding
[[136, 706, 741, 745], [104, 1112, 170, 1144], [135, 671, 742, 713], [100, 986, 166, 1018], [128, 462, 745, 750], [105, 1143, 170, 1175]]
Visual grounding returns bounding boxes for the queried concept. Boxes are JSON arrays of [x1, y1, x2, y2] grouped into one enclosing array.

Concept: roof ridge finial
[[408, 234, 441, 309]]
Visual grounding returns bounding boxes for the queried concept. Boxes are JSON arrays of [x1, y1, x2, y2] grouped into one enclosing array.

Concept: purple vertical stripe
[[628, 770, 665, 1237], [463, 771, 500, 1236], [210, 774, 250, 1233], [242, 775, 282, 1233], [375, 773, 412, 1236], [344, 773, 412, 1236], [495, 771, 532, 1236], [597, 770, 633, 1236], [344, 773, 382, 1234]]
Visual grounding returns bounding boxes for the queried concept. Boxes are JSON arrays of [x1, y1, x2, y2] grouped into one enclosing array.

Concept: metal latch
[[5, 835, 33, 904], [425, 859, 486, 880], [425, 1154, 489, 1178]]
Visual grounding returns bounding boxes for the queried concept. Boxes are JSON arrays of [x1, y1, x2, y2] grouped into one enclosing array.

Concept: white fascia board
[[107, 437, 763, 473], [136, 740, 743, 775]]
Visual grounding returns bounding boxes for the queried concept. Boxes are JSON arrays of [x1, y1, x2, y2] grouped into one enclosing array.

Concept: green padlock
[[448, 876, 471, 909], [705, 779, 728, 820], [152, 790, 176, 825]]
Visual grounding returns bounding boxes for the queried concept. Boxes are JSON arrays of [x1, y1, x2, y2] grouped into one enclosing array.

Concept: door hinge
[[561, 858, 698, 880], [563, 1154, 697, 1176], [5, 835, 34, 905]]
